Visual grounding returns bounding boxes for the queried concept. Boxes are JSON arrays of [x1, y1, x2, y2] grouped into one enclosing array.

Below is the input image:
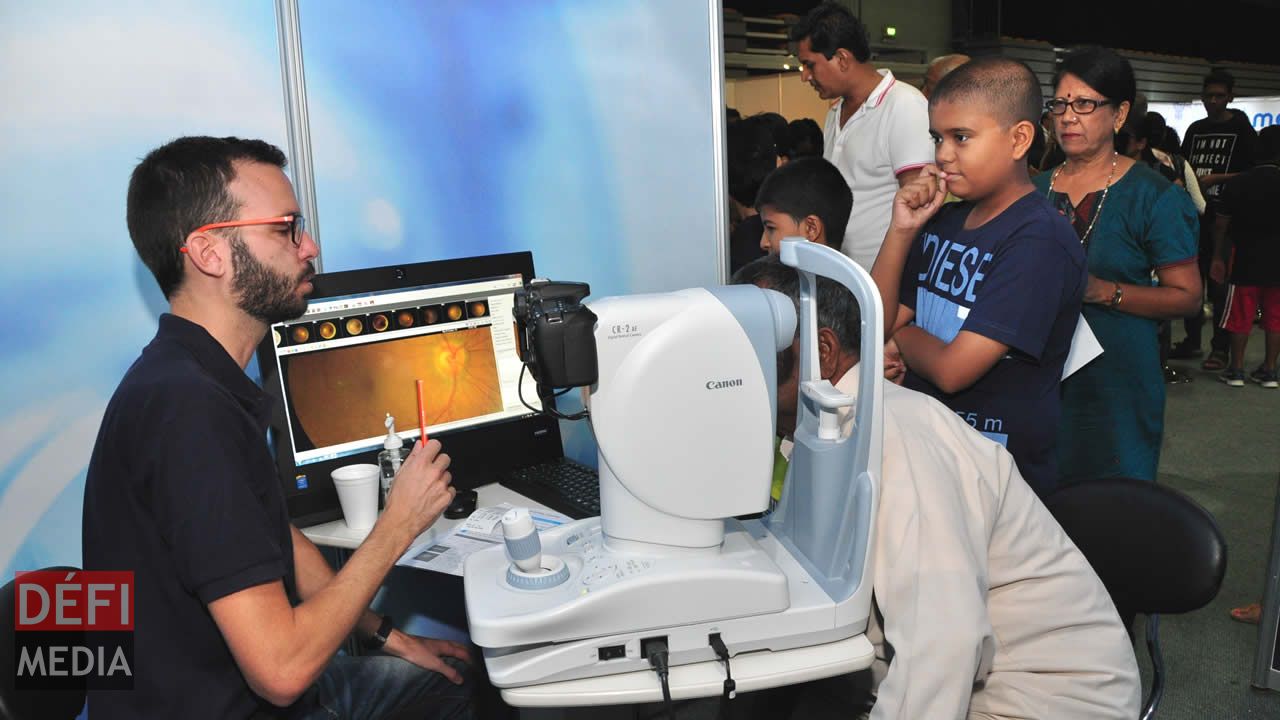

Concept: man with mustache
[[790, 2, 934, 272], [83, 137, 472, 719]]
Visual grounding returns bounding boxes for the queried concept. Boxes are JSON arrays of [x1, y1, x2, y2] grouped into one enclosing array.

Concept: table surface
[[301, 483, 876, 707], [299, 482, 555, 550]]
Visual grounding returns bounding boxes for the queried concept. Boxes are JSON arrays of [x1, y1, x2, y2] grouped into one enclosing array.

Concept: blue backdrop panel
[[300, 0, 720, 294], [0, 1, 287, 580], [297, 0, 723, 461], [0, 0, 723, 582]]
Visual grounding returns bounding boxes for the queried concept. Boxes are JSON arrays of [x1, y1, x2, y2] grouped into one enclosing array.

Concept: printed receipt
[[396, 503, 570, 576]]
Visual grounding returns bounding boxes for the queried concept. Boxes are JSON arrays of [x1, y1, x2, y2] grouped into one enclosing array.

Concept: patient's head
[[732, 256, 861, 439]]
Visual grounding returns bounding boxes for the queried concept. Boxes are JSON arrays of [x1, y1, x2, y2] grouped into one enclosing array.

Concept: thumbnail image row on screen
[[275, 299, 492, 347]]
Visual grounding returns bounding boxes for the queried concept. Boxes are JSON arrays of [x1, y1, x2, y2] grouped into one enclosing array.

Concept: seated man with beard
[[83, 137, 473, 719]]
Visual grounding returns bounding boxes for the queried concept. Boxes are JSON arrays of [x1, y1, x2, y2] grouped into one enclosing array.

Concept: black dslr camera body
[[513, 280, 599, 406]]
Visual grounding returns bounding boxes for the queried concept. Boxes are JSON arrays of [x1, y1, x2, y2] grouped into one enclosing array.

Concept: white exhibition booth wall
[[1149, 96, 1280, 142], [0, 1, 726, 581]]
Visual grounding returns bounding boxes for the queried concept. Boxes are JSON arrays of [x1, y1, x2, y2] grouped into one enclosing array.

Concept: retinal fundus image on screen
[[283, 327, 503, 454]]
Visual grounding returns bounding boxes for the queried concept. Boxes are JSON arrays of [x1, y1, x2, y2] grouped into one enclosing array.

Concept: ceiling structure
[[725, 1, 1280, 65]]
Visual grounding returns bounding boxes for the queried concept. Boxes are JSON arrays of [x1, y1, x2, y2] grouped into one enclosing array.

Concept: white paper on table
[[396, 503, 571, 577], [1062, 314, 1103, 379]]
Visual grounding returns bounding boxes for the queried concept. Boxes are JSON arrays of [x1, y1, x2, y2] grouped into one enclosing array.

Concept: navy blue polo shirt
[[83, 314, 296, 719]]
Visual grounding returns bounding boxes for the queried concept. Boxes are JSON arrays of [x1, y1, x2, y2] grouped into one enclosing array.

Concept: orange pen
[[415, 380, 428, 445]]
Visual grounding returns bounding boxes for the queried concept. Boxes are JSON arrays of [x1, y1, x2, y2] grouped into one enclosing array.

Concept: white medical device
[[464, 241, 884, 689]]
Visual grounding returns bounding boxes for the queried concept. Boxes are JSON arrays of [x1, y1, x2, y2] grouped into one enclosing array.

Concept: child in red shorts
[[1212, 125, 1280, 388]]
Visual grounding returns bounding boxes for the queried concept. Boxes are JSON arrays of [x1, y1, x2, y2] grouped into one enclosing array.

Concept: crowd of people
[[728, 4, 1276, 492], [723, 1, 1276, 715]]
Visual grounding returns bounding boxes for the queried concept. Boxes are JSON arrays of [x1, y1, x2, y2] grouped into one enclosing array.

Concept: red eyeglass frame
[[179, 214, 304, 253]]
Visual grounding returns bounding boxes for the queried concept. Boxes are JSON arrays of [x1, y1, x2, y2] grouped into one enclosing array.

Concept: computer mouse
[[444, 489, 478, 519]]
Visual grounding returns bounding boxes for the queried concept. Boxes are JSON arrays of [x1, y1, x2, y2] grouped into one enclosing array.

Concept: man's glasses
[[1045, 98, 1113, 115], [181, 214, 306, 253]]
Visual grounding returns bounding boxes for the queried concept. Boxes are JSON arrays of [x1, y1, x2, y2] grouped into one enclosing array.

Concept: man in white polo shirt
[[791, 2, 934, 271]]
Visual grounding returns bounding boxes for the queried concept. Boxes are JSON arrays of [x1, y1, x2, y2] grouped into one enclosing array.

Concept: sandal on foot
[[1201, 351, 1229, 371], [1230, 603, 1262, 624]]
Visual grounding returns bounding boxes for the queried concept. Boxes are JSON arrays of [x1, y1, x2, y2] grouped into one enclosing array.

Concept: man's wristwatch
[[364, 615, 394, 650]]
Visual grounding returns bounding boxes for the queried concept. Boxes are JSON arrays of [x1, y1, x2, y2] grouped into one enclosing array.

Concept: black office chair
[[0, 566, 87, 720], [1044, 479, 1227, 720]]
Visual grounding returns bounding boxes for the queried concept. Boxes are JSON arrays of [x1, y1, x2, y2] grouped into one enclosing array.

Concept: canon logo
[[705, 378, 743, 390]]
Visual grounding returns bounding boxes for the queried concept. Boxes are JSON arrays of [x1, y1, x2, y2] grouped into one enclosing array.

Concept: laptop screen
[[257, 253, 565, 525], [271, 272, 537, 466]]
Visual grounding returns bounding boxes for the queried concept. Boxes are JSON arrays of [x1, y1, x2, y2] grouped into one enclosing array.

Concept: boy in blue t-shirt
[[871, 57, 1086, 496]]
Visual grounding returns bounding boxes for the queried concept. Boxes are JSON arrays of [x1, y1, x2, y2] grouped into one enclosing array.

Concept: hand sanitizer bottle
[[377, 413, 408, 506]]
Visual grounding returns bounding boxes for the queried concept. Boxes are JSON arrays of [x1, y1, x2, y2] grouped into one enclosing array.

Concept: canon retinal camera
[[464, 241, 884, 690]]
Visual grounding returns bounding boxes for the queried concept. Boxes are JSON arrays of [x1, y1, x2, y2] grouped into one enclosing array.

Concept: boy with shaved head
[[872, 57, 1086, 497]]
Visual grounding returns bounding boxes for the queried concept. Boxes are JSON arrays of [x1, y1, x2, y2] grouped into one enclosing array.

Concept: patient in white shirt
[[733, 256, 1140, 720]]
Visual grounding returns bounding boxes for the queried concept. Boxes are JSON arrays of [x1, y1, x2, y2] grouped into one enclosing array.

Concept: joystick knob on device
[[501, 507, 571, 590], [502, 508, 542, 572]]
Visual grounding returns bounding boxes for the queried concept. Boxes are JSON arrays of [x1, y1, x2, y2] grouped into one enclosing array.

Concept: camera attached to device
[[513, 279, 598, 413]]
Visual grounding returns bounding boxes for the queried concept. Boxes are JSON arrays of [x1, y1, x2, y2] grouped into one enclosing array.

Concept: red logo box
[[14, 570, 133, 632]]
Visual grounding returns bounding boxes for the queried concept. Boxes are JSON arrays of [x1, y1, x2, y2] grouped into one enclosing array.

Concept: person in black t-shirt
[[83, 137, 472, 719], [1211, 125, 1280, 388], [728, 115, 779, 275], [783, 118, 824, 161], [1172, 69, 1259, 368]]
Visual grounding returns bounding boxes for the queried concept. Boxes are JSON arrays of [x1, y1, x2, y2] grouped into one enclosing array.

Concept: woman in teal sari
[[1032, 47, 1201, 483]]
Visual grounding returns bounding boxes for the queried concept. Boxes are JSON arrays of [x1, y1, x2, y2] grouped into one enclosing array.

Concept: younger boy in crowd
[[871, 57, 1086, 497], [756, 156, 853, 255], [1213, 124, 1280, 388]]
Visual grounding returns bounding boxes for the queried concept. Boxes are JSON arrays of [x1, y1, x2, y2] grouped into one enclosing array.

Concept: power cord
[[709, 633, 735, 720], [645, 638, 674, 720], [518, 362, 589, 420]]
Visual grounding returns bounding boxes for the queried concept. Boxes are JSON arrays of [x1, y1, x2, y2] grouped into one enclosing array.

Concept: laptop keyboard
[[501, 458, 600, 519]]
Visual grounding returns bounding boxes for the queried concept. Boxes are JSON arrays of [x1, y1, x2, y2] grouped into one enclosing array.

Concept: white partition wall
[[1149, 97, 1280, 141], [0, 1, 728, 574]]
